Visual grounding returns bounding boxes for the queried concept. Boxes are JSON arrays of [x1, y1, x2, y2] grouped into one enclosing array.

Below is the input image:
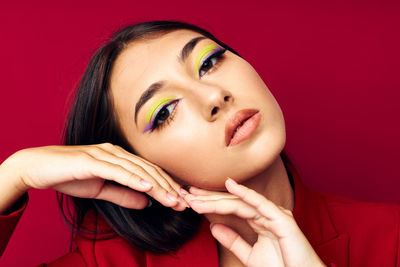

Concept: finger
[[186, 196, 259, 219], [53, 179, 149, 209], [86, 146, 168, 193], [101, 144, 182, 195], [210, 223, 252, 265], [83, 148, 185, 209], [188, 186, 233, 198], [95, 182, 150, 209], [107, 150, 188, 211], [185, 192, 239, 202], [225, 178, 282, 220], [141, 167, 188, 210], [189, 186, 216, 196], [95, 144, 187, 210], [84, 156, 181, 209], [147, 166, 189, 211], [148, 165, 182, 196], [100, 145, 188, 210]]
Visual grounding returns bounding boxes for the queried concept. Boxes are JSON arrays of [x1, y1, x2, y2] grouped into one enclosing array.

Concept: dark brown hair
[[59, 20, 295, 254]]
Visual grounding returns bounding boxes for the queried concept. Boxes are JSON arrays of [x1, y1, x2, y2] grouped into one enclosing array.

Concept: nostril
[[224, 96, 230, 102], [211, 107, 219, 115]]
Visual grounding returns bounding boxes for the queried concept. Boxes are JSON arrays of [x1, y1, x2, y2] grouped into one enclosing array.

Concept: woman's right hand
[[0, 143, 187, 213]]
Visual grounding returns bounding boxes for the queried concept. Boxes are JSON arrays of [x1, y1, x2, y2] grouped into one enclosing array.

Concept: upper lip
[[225, 109, 259, 146]]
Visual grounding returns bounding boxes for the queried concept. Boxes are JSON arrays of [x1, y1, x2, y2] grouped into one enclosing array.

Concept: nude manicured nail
[[180, 188, 189, 196], [140, 179, 153, 188], [226, 178, 237, 186], [167, 192, 178, 202]]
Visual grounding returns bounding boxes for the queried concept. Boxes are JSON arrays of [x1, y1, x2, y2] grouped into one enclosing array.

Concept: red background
[[1, 1, 399, 266]]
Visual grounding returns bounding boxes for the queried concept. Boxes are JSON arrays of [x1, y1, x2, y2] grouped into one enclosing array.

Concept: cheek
[[141, 123, 223, 187], [237, 62, 269, 94]]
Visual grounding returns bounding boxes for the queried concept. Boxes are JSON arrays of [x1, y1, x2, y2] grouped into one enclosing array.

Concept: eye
[[199, 48, 226, 78], [151, 99, 181, 131]]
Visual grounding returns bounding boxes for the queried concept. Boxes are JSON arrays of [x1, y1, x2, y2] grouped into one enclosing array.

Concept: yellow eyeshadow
[[194, 44, 217, 74], [145, 97, 176, 123]]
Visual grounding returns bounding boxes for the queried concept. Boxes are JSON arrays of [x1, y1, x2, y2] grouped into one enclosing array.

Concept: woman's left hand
[[184, 178, 326, 267]]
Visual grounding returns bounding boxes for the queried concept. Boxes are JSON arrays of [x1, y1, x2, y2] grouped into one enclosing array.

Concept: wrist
[[0, 154, 30, 214], [0, 151, 31, 192]]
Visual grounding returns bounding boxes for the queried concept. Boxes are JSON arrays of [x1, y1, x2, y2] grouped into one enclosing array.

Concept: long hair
[[59, 20, 296, 253]]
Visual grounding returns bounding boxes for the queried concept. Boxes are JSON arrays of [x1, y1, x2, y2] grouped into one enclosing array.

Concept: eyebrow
[[134, 36, 207, 124]]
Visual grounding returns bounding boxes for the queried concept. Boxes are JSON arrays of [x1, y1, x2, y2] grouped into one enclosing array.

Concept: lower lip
[[229, 112, 262, 147]]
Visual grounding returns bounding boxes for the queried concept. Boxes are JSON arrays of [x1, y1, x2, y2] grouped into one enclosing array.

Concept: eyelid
[[143, 97, 182, 133], [198, 47, 226, 78], [194, 44, 217, 73], [151, 98, 182, 132], [145, 97, 175, 123]]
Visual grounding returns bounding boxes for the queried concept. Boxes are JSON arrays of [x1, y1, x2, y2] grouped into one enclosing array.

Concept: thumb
[[94, 182, 150, 209]]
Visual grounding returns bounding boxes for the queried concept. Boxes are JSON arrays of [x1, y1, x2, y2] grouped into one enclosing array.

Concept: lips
[[225, 109, 262, 146]]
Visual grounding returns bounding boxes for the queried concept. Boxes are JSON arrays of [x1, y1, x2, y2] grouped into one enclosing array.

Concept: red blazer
[[1, 165, 400, 266]]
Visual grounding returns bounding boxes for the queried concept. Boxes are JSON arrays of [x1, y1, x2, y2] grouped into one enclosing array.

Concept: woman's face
[[110, 29, 286, 190]]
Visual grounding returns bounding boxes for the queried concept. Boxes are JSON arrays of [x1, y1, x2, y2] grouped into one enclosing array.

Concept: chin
[[232, 131, 286, 184], [188, 140, 285, 191], [166, 128, 286, 191]]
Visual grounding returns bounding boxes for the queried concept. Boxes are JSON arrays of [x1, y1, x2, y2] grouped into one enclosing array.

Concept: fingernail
[[167, 192, 178, 202], [140, 179, 153, 188], [146, 199, 153, 208], [189, 186, 200, 193], [180, 188, 189, 196], [226, 177, 237, 186]]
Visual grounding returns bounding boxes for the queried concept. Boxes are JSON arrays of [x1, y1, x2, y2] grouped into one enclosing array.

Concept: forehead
[[110, 29, 205, 101]]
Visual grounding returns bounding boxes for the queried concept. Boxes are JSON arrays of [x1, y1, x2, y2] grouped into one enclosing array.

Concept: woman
[[0, 20, 399, 267]]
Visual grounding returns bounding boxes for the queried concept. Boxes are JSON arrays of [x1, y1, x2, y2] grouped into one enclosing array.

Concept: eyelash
[[150, 99, 180, 132], [199, 48, 227, 78], [150, 47, 227, 132]]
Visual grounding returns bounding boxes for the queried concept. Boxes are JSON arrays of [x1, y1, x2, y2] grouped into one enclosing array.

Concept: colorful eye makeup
[[195, 44, 224, 78], [141, 43, 226, 134], [143, 97, 183, 133]]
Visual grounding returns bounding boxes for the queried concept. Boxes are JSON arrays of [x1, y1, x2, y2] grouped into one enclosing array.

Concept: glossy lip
[[225, 109, 261, 146]]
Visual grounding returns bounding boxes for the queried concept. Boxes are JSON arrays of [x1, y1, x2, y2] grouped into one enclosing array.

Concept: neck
[[204, 155, 294, 266]]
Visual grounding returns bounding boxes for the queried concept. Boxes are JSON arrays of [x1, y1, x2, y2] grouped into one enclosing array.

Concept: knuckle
[[154, 165, 164, 173], [102, 142, 113, 147], [77, 151, 93, 161], [113, 145, 123, 151], [130, 164, 145, 174], [164, 183, 174, 193], [86, 146, 102, 155], [127, 172, 139, 183], [100, 142, 114, 149], [151, 181, 162, 191]]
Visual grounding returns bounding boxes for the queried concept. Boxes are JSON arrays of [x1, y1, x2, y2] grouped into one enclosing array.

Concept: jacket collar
[[289, 163, 349, 266]]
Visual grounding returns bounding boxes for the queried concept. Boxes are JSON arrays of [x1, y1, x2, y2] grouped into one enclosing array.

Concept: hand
[[0, 143, 187, 211], [184, 178, 326, 267]]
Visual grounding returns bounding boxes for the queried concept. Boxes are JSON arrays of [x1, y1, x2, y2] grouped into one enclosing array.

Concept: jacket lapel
[[289, 164, 350, 266], [315, 233, 349, 267]]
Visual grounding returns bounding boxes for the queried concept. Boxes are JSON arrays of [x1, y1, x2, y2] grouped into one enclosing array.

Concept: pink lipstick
[[225, 109, 262, 147]]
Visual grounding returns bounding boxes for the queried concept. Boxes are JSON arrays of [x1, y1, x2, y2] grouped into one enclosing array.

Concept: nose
[[195, 84, 233, 121]]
